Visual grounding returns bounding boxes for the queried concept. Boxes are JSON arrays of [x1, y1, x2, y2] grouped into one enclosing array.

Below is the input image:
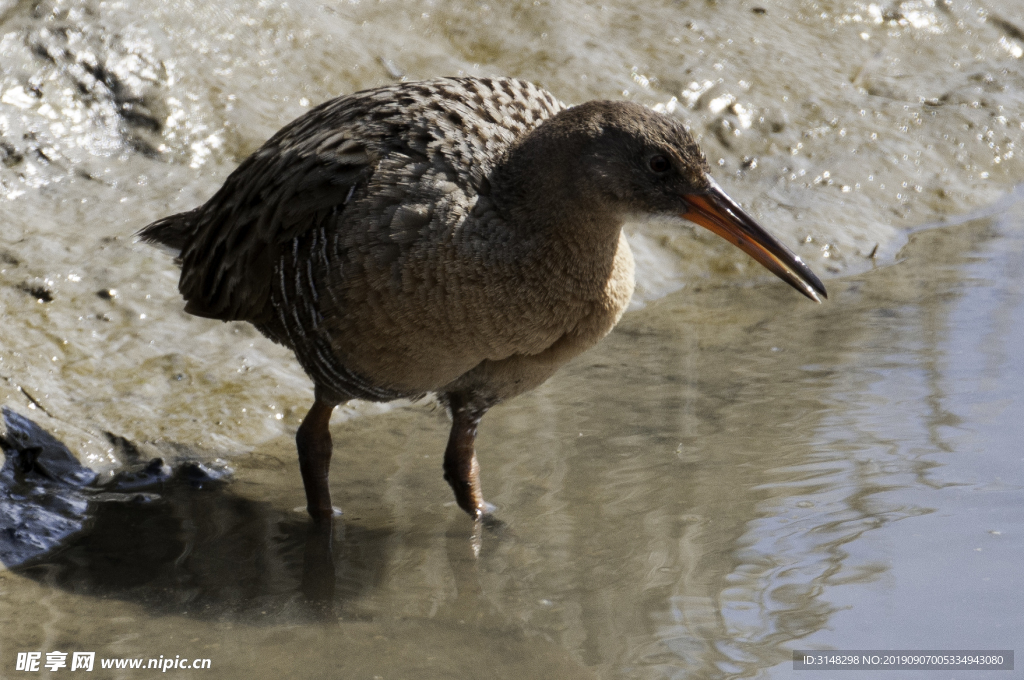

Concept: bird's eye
[[648, 155, 671, 173]]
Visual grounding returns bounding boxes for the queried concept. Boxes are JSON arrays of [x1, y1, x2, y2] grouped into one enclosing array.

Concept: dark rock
[[176, 460, 233, 487], [0, 408, 234, 568], [1, 407, 96, 487], [106, 457, 173, 491], [0, 408, 93, 567]]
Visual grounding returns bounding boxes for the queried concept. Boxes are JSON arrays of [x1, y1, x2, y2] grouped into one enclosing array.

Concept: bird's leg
[[296, 396, 337, 521], [443, 395, 491, 521]]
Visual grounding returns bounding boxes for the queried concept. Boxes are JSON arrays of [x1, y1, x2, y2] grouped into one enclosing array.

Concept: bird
[[139, 76, 826, 522]]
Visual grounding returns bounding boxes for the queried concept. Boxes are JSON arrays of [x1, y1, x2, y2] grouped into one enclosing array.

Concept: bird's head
[[499, 100, 827, 302]]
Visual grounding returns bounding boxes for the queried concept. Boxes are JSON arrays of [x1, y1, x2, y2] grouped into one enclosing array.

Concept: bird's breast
[[321, 222, 635, 394]]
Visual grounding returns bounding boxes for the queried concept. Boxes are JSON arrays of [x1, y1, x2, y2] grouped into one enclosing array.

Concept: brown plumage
[[139, 76, 826, 522]]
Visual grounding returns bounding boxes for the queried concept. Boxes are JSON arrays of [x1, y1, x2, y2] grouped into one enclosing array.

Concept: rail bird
[[140, 77, 826, 522]]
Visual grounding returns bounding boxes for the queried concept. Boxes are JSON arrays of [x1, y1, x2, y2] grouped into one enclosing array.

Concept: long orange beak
[[682, 178, 827, 302]]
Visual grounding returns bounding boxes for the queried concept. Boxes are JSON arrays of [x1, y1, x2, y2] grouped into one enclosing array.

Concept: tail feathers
[[136, 209, 200, 258]]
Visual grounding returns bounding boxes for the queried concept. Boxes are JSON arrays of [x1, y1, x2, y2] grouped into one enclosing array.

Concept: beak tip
[[683, 184, 830, 305]]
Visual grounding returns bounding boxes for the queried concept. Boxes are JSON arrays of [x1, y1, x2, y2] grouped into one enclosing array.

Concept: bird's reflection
[[10, 480, 390, 623], [300, 519, 336, 618], [0, 404, 508, 624], [7, 468, 523, 630]]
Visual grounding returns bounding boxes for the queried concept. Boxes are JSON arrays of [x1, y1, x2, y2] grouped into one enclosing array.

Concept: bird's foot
[[296, 505, 343, 522], [444, 473, 494, 521], [465, 499, 497, 522]]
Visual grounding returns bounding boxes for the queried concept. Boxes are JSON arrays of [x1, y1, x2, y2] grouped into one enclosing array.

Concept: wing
[[173, 99, 381, 322], [140, 77, 567, 326]]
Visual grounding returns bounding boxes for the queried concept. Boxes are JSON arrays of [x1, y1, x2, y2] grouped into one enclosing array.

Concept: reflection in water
[[8, 477, 600, 679], [3, 205, 1024, 677], [14, 485, 386, 622]]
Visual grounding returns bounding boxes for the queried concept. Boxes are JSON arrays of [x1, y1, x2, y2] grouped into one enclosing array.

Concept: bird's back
[[141, 77, 565, 321]]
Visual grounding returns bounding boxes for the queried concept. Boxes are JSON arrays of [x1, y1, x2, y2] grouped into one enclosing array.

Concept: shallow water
[[2, 1, 1024, 678]]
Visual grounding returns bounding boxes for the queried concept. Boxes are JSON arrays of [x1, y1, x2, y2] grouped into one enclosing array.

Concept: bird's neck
[[488, 128, 627, 288]]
